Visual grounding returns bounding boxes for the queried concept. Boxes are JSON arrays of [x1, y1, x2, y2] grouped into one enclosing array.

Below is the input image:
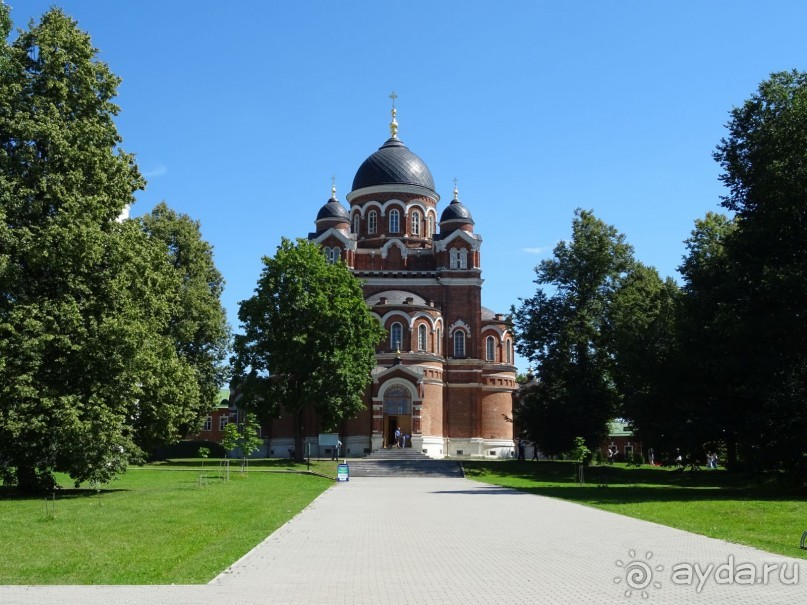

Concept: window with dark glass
[[390, 322, 403, 350], [453, 331, 465, 358]]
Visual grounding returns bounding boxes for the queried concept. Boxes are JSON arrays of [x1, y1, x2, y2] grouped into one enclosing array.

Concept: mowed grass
[[464, 460, 807, 560], [0, 460, 336, 584]]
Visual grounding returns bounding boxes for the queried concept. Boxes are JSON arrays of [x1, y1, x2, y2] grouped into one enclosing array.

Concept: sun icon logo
[[614, 549, 663, 599]]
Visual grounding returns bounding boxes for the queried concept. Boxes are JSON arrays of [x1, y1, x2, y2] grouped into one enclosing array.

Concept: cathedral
[[296, 101, 518, 459], [241, 101, 517, 460]]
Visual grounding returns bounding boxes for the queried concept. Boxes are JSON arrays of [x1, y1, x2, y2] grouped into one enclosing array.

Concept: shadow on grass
[[0, 486, 129, 501], [462, 460, 804, 505], [152, 458, 305, 469]]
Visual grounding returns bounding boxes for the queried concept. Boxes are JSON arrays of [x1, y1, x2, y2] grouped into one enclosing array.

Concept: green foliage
[[707, 70, 807, 475], [0, 8, 228, 492], [567, 436, 591, 463], [607, 262, 680, 445], [221, 413, 263, 459], [153, 440, 225, 460], [198, 447, 210, 459], [233, 238, 385, 461], [136, 202, 230, 438], [512, 209, 635, 454]]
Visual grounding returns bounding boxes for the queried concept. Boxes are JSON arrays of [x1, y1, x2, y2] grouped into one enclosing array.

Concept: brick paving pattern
[[2, 477, 805, 604]]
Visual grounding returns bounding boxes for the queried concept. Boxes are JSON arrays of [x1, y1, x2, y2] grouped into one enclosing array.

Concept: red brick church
[[261, 102, 517, 459]]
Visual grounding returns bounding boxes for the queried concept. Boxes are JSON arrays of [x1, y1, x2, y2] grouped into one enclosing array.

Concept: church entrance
[[386, 415, 412, 448], [383, 384, 412, 448]]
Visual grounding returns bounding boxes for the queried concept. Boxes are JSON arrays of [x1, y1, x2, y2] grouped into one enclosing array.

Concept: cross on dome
[[389, 90, 398, 139]]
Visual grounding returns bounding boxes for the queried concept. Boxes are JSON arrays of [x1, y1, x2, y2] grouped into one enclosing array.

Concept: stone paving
[[2, 477, 805, 604]]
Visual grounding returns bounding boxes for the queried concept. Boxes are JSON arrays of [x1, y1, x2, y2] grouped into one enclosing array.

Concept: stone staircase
[[344, 448, 464, 478]]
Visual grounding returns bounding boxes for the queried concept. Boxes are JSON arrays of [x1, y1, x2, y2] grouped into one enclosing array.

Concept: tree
[[233, 238, 385, 462], [136, 202, 230, 438], [0, 8, 226, 492], [713, 70, 807, 474], [676, 212, 742, 465], [607, 262, 680, 449], [221, 413, 263, 472], [511, 209, 634, 455]]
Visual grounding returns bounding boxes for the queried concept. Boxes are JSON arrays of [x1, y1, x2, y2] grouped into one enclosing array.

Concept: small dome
[[439, 198, 474, 225], [352, 138, 435, 193], [316, 196, 349, 222]]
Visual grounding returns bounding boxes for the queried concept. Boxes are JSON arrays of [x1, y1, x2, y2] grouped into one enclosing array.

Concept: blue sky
[[13, 1, 807, 372]]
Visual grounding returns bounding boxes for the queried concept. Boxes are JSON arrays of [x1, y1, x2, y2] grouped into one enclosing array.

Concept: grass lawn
[[464, 460, 807, 560], [0, 459, 337, 584]]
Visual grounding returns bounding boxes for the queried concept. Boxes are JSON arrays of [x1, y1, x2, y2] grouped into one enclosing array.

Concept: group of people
[[393, 427, 408, 448], [705, 451, 719, 468]]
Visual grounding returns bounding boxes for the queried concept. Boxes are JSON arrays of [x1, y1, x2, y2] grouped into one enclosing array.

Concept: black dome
[[440, 198, 474, 225], [316, 197, 349, 222], [352, 138, 435, 192]]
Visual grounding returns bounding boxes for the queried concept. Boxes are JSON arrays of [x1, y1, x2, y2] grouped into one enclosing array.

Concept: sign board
[[319, 433, 340, 447], [336, 463, 349, 482]]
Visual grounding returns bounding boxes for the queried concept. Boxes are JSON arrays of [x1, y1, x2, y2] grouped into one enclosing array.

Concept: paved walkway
[[2, 477, 805, 604]]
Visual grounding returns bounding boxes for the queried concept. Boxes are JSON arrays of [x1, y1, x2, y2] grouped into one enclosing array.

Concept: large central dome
[[351, 137, 435, 193]]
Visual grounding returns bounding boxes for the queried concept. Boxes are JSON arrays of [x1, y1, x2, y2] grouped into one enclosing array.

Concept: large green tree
[[606, 262, 680, 449], [511, 209, 635, 454], [136, 202, 230, 440], [712, 70, 807, 474], [676, 212, 742, 465], [0, 8, 226, 492], [233, 238, 385, 461]]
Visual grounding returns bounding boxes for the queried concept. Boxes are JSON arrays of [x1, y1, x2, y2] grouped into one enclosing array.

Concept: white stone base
[[444, 438, 515, 459], [344, 436, 373, 457], [417, 435, 446, 458]]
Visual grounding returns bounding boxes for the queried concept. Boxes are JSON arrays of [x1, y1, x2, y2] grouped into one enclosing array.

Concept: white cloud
[[142, 164, 167, 178], [522, 246, 550, 254]]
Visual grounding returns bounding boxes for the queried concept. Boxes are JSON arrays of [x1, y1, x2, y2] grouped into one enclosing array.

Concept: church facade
[[265, 106, 517, 459]]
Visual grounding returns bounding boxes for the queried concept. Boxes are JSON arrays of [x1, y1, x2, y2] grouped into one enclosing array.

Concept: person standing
[[394, 427, 401, 448], [517, 439, 526, 461]]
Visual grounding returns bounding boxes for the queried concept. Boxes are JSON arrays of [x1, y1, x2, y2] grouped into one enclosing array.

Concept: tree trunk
[[293, 407, 305, 463], [15, 464, 53, 495], [725, 437, 737, 471]]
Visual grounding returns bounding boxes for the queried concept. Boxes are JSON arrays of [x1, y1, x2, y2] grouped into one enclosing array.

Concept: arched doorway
[[383, 384, 412, 448]]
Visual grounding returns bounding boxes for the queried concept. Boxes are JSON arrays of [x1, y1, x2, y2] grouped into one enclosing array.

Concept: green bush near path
[[0, 462, 336, 584], [465, 460, 807, 560]]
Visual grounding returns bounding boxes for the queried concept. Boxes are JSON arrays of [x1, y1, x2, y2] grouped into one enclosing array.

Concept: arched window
[[418, 324, 427, 351], [384, 384, 411, 415], [486, 335, 496, 361], [453, 331, 465, 358], [506, 338, 512, 364], [352, 214, 360, 235], [436, 327, 441, 355], [390, 322, 403, 351], [427, 215, 434, 238], [368, 210, 377, 234], [389, 209, 400, 233], [459, 248, 468, 269], [411, 210, 421, 236], [449, 248, 458, 269]]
